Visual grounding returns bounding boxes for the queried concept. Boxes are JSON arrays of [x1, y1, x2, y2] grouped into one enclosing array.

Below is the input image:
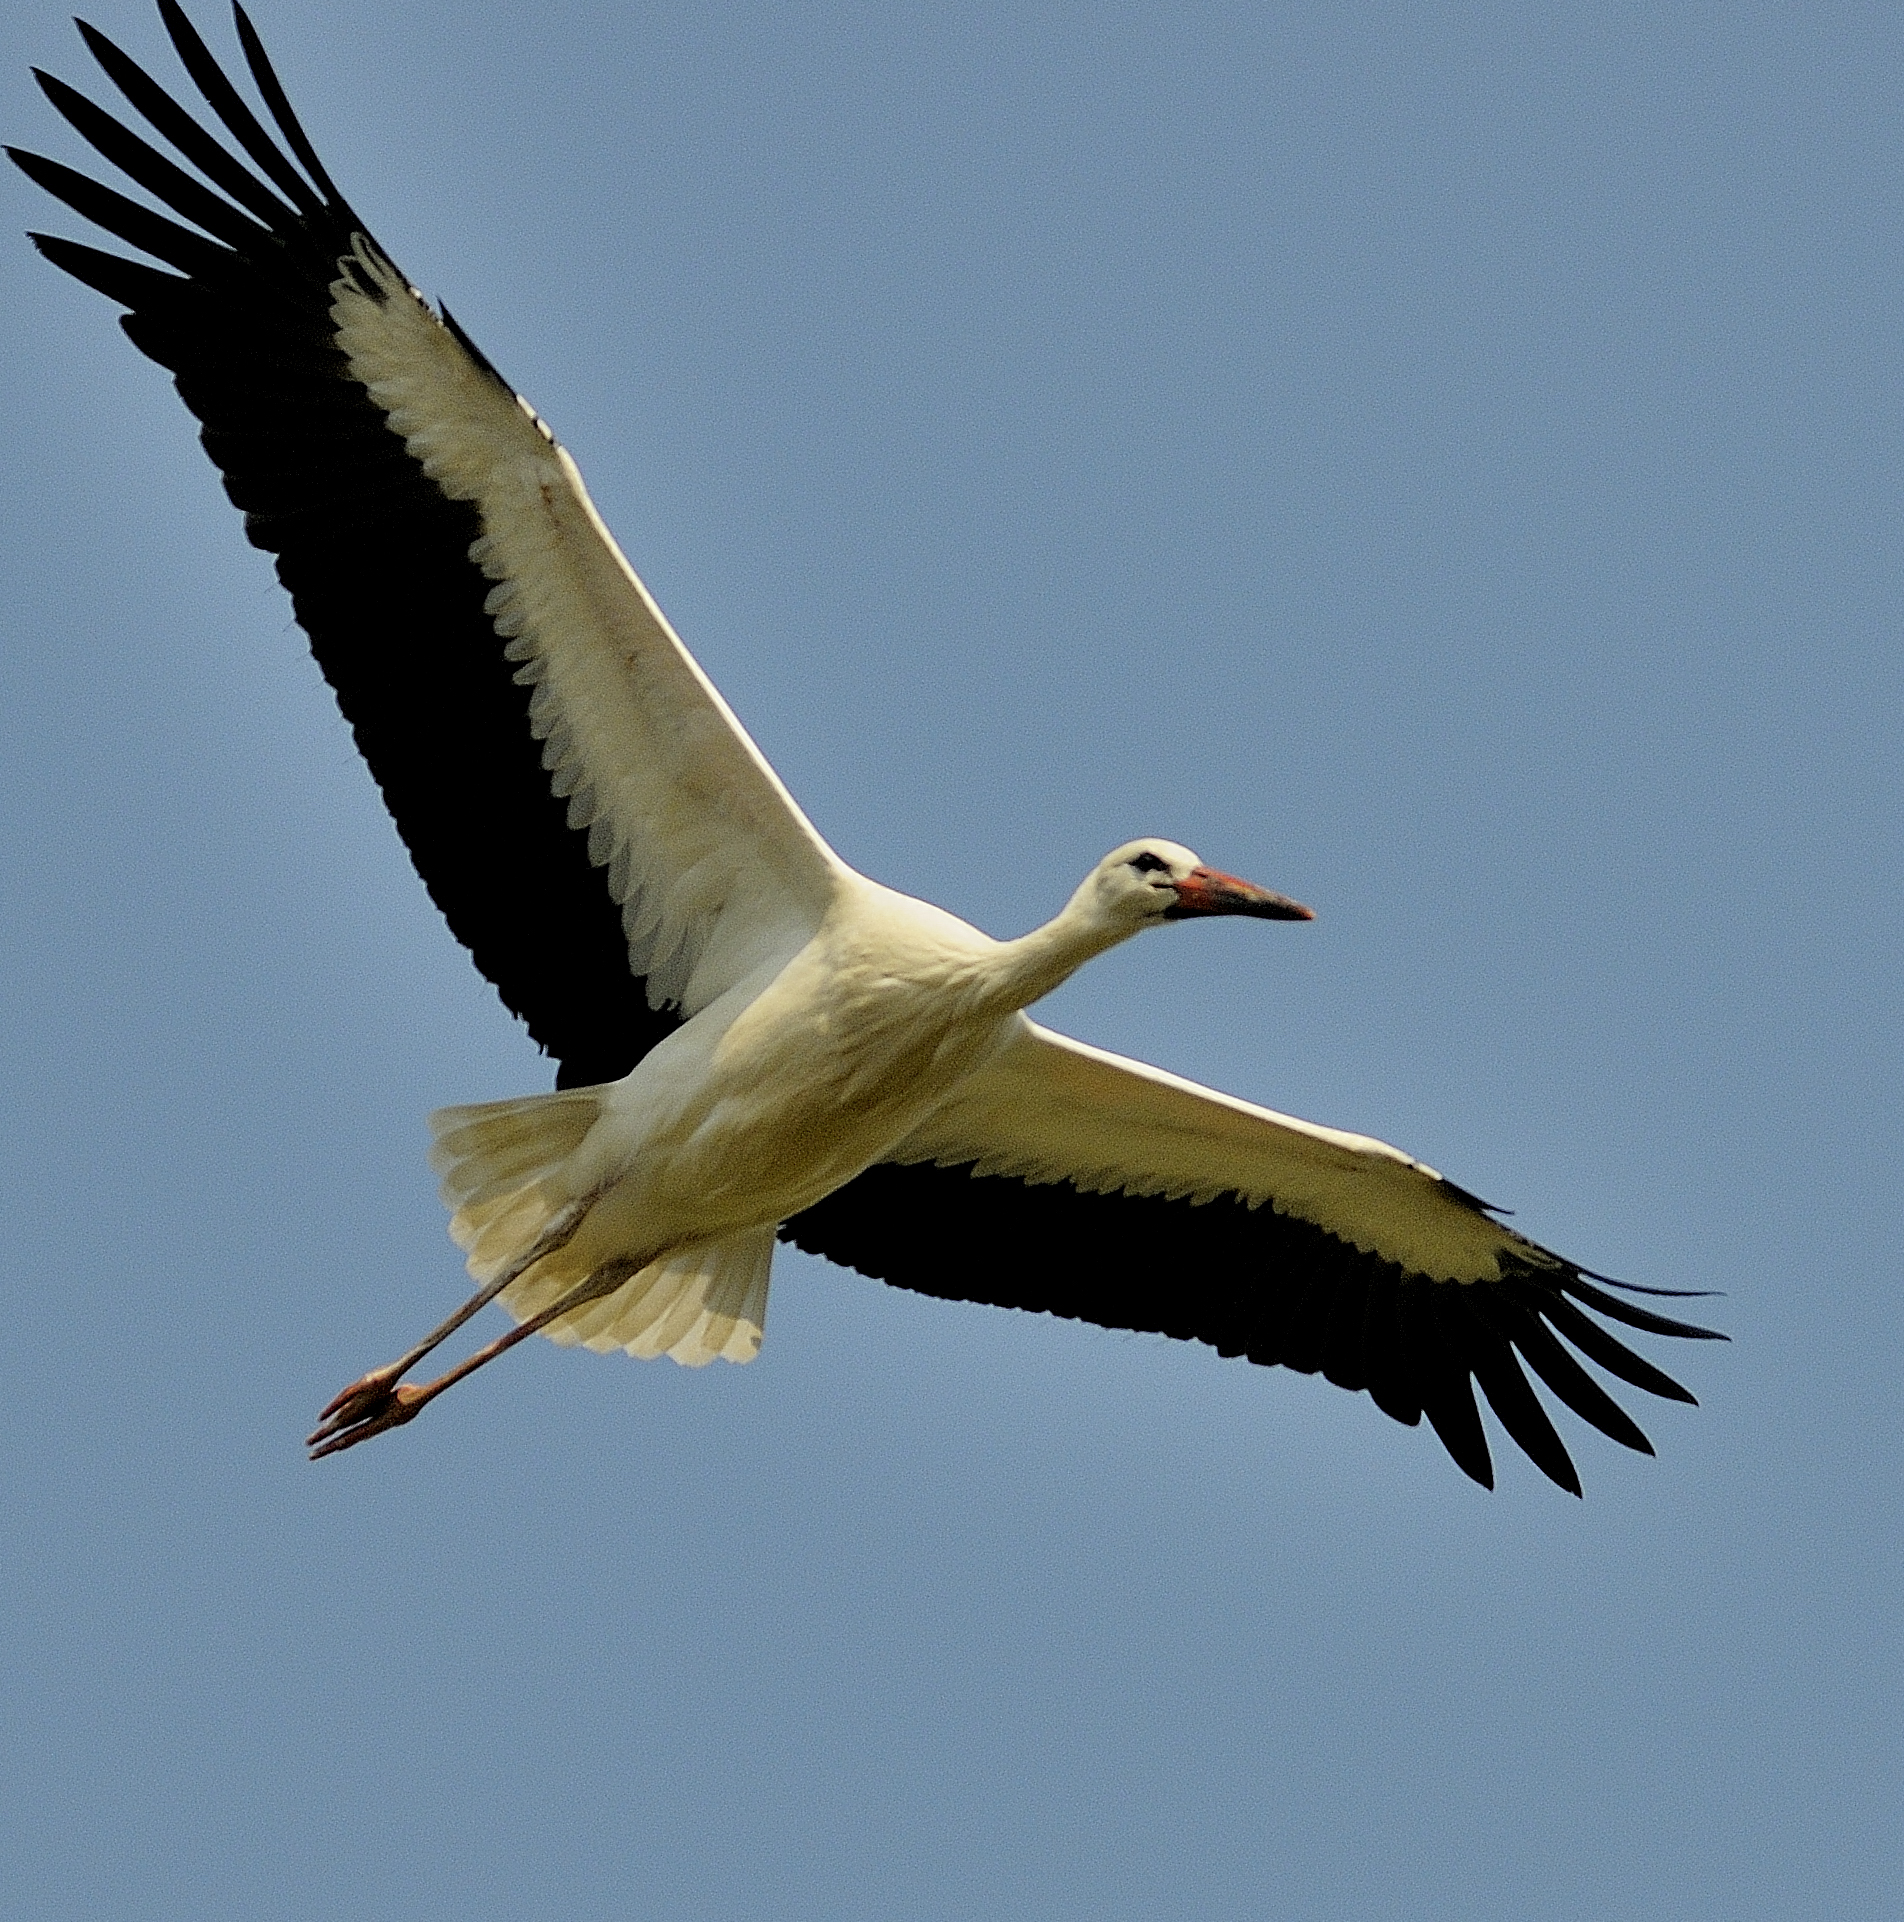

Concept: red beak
[[1164, 866, 1315, 922]]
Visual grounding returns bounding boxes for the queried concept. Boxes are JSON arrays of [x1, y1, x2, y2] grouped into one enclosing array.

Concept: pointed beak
[[1164, 866, 1315, 922]]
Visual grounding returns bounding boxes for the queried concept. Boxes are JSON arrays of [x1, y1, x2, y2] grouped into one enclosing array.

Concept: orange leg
[[308, 1257, 638, 1459], [306, 1198, 604, 1456]]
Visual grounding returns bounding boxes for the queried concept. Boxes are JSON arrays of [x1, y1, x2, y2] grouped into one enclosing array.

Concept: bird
[[11, 1, 1722, 1492]]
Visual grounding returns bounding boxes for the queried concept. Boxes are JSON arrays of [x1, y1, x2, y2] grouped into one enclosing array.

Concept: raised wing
[[784, 1019, 1722, 1493], [12, 2, 842, 1085]]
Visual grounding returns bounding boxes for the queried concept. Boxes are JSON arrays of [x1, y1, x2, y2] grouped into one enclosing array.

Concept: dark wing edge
[[782, 1162, 1724, 1495], [10, 0, 674, 1087]]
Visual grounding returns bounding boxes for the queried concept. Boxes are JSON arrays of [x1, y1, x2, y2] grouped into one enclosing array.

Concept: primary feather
[[13, 3, 1722, 1488]]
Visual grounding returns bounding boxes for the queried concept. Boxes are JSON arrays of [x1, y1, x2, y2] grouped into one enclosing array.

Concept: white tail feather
[[546, 1228, 773, 1366], [429, 1087, 606, 1283], [429, 1087, 772, 1366]]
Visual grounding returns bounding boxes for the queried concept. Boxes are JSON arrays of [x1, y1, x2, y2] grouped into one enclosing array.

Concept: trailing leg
[[308, 1259, 638, 1459], [307, 1196, 596, 1453]]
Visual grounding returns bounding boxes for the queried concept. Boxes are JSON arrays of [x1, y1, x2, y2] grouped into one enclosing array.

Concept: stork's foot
[[307, 1369, 433, 1459], [313, 1362, 403, 1429]]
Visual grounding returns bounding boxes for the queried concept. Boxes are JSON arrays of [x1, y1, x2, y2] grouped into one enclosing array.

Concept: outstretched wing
[[11, 2, 842, 1086], [784, 1019, 1722, 1493]]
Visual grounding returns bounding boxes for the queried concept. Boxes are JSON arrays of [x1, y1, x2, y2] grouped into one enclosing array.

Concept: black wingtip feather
[[9, 144, 229, 279], [21, 6, 1721, 1502], [1420, 1381, 1495, 1490], [1579, 1268, 1724, 1300], [1442, 1289, 1582, 1495], [1478, 1290, 1658, 1456], [1538, 1295, 1702, 1406], [156, 0, 323, 216], [74, 15, 298, 230], [1562, 1274, 1727, 1341], [22, 2, 686, 1097], [230, 2, 346, 208], [28, 227, 186, 307], [790, 1162, 1724, 1491], [33, 65, 269, 254]]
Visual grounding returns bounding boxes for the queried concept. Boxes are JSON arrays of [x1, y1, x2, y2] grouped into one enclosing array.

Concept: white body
[[494, 880, 1035, 1310], [16, 4, 1716, 1488], [324, 232, 1535, 1366]]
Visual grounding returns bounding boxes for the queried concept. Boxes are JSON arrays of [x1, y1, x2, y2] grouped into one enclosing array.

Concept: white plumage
[[13, 1, 1721, 1491]]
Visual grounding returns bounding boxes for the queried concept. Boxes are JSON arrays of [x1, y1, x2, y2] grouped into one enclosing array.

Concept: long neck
[[979, 891, 1134, 1013]]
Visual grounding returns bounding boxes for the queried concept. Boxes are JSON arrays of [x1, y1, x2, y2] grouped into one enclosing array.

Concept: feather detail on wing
[[892, 1017, 1516, 1281], [538, 1227, 774, 1366], [784, 1019, 1723, 1494], [11, 2, 839, 1074], [329, 241, 842, 1015]]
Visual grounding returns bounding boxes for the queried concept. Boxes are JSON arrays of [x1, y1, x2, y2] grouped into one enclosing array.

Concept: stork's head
[[1087, 838, 1315, 930]]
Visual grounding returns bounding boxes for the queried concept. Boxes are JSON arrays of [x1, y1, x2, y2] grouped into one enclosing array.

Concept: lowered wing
[[785, 1019, 1722, 1492], [12, 1, 842, 1085]]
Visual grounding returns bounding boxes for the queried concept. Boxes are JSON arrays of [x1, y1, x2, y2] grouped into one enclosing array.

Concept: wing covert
[[784, 1020, 1722, 1492], [13, 2, 840, 1080]]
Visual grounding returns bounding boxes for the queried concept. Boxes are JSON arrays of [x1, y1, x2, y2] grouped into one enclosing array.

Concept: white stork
[[12, 2, 1721, 1491]]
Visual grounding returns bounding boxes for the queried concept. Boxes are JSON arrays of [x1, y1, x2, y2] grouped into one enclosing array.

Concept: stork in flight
[[12, 2, 1722, 1491]]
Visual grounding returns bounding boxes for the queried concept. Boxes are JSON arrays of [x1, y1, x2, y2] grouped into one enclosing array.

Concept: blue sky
[[2, 2, 1899, 1916]]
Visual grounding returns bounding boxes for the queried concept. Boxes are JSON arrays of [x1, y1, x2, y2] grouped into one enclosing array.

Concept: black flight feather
[[17, 4, 1721, 1490], [13, 5, 679, 1084]]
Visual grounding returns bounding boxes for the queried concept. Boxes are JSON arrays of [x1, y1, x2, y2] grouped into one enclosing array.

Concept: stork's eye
[[1129, 851, 1171, 875]]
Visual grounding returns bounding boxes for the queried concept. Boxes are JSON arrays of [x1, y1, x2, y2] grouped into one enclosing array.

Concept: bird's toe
[[312, 1363, 405, 1432], [307, 1382, 431, 1460]]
